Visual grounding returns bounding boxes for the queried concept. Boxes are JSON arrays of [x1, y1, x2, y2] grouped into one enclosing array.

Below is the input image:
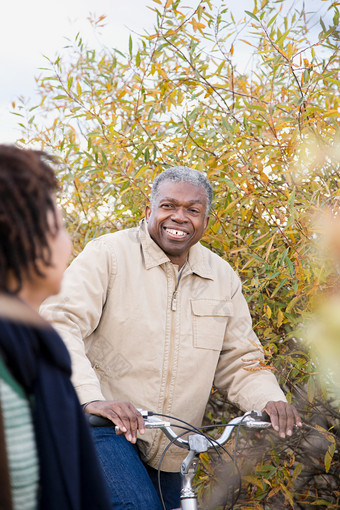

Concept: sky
[[1, 1, 158, 143], [1, 0, 328, 144]]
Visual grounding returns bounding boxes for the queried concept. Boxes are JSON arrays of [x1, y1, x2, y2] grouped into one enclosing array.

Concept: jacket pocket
[[191, 299, 233, 351]]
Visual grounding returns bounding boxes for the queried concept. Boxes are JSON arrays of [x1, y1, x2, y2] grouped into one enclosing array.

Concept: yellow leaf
[[265, 304, 272, 319], [243, 475, 263, 488], [159, 68, 168, 80], [325, 441, 335, 473], [226, 197, 241, 211], [280, 483, 294, 506], [285, 294, 302, 313], [196, 21, 206, 30], [325, 109, 340, 117], [165, 0, 172, 8], [259, 171, 269, 184], [191, 18, 198, 32], [276, 46, 288, 60], [187, 33, 200, 42], [240, 39, 255, 47], [277, 309, 284, 327], [286, 43, 294, 57], [307, 376, 315, 403]]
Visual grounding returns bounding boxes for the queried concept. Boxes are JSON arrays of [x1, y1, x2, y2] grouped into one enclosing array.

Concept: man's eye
[[161, 204, 172, 208], [189, 209, 199, 214]]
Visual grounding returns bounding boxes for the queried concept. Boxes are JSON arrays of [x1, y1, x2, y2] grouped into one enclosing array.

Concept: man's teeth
[[166, 228, 186, 237]]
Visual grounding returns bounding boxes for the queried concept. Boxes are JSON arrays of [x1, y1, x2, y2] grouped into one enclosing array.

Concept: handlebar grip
[[249, 410, 271, 422], [86, 414, 113, 427]]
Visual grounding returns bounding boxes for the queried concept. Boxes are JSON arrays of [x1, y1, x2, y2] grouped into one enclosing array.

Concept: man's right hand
[[84, 400, 145, 443]]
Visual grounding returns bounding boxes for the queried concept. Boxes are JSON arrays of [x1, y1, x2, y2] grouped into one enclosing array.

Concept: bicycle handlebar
[[86, 410, 271, 451]]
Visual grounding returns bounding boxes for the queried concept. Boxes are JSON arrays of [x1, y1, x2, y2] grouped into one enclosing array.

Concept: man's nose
[[171, 208, 187, 222]]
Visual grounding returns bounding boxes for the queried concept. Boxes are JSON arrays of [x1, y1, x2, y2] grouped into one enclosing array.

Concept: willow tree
[[14, 0, 340, 507]]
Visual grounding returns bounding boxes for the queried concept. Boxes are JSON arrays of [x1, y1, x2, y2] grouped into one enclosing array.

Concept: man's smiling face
[[145, 180, 209, 268]]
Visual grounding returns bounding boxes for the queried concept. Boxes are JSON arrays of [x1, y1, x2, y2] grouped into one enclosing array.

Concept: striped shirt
[[0, 357, 39, 510]]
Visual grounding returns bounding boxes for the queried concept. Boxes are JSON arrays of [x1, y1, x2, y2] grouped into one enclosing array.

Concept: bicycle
[[87, 409, 272, 510]]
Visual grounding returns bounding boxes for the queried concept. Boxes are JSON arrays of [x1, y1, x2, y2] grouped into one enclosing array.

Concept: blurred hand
[[263, 401, 302, 438], [84, 400, 145, 443]]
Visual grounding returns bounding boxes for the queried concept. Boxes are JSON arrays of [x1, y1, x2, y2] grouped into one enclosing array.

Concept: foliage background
[[14, 0, 340, 507]]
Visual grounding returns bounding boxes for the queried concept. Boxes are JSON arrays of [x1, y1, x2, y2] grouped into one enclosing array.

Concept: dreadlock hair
[[0, 145, 59, 293]]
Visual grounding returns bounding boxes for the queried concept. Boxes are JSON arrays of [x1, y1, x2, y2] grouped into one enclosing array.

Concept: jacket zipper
[[148, 263, 187, 464], [171, 261, 186, 311]]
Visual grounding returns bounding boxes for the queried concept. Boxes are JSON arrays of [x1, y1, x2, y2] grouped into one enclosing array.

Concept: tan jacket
[[40, 220, 286, 471]]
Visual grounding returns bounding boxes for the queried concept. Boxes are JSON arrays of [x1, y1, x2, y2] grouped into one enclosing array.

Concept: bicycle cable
[[157, 427, 198, 510], [152, 412, 243, 510], [152, 413, 229, 466], [151, 412, 205, 436]]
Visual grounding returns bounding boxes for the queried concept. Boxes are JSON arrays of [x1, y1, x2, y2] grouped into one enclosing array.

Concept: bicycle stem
[[179, 451, 199, 510]]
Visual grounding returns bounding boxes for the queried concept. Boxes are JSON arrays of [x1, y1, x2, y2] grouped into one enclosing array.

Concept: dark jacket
[[0, 295, 110, 510]]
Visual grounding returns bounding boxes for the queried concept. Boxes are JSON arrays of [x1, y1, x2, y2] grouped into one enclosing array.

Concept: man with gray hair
[[151, 165, 213, 215], [41, 166, 301, 510]]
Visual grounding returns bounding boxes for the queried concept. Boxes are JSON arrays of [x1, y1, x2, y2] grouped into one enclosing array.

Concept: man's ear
[[145, 204, 151, 221], [204, 215, 209, 231]]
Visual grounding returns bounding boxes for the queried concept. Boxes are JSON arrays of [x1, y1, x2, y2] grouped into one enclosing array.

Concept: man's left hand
[[263, 401, 302, 438]]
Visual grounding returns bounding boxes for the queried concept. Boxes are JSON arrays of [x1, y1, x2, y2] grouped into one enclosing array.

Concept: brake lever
[[243, 410, 272, 429]]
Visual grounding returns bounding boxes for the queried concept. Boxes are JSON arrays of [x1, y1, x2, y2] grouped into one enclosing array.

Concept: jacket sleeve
[[40, 237, 115, 404], [213, 273, 287, 411]]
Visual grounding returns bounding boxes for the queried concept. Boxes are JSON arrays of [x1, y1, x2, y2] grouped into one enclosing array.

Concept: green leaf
[[320, 17, 326, 32], [245, 10, 259, 22], [288, 188, 295, 208], [216, 60, 225, 75], [271, 277, 289, 298], [311, 500, 335, 506], [129, 35, 133, 57], [136, 51, 141, 67], [101, 151, 107, 165], [267, 12, 279, 28]]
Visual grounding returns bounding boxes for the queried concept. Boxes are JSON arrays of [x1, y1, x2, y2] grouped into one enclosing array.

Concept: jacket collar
[[139, 219, 214, 280]]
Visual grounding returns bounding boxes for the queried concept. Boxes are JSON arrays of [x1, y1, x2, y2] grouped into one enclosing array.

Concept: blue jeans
[[91, 427, 181, 510]]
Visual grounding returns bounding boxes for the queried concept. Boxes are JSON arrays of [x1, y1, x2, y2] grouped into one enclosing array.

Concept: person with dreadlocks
[[0, 145, 110, 510]]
